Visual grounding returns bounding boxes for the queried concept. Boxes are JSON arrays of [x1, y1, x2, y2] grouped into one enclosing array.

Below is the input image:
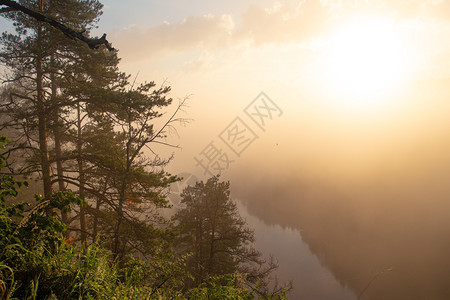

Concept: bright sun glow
[[323, 16, 410, 110]]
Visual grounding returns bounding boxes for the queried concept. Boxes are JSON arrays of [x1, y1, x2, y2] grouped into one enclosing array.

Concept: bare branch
[[149, 97, 190, 144]]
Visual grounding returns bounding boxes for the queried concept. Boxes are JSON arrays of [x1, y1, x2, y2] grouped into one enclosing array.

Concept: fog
[[103, 1, 450, 297], [215, 78, 450, 299]]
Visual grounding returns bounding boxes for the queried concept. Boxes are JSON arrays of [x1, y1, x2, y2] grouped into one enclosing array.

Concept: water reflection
[[237, 200, 356, 300], [232, 168, 450, 300], [224, 79, 450, 300]]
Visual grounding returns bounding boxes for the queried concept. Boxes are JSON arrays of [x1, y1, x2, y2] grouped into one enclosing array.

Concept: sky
[[88, 0, 450, 181]]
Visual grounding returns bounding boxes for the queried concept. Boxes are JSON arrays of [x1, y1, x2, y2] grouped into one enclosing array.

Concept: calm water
[[231, 166, 450, 300], [237, 200, 356, 300]]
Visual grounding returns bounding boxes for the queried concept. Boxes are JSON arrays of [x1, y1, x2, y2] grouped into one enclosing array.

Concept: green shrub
[[0, 137, 290, 299]]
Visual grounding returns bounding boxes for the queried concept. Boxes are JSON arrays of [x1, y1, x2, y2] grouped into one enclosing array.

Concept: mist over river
[[236, 200, 356, 300], [167, 78, 450, 300]]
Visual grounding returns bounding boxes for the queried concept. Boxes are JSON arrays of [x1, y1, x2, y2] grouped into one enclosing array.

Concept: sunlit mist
[[322, 16, 410, 109]]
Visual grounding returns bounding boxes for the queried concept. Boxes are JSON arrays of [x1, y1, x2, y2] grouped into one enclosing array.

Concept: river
[[237, 200, 356, 300]]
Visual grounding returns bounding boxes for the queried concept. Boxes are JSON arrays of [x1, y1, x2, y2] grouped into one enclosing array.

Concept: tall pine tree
[[1, 1, 184, 260]]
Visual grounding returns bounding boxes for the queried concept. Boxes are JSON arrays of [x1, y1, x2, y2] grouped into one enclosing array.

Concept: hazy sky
[[3, 0, 450, 179], [89, 0, 450, 179], [99, 0, 450, 79]]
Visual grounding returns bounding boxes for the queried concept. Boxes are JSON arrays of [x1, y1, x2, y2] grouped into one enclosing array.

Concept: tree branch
[[0, 6, 14, 13], [0, 0, 115, 51]]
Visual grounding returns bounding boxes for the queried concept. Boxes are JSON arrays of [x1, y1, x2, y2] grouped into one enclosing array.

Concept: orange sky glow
[[95, 0, 450, 180]]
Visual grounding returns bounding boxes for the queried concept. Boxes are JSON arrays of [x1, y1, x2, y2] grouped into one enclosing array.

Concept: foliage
[[185, 273, 290, 300], [0, 0, 183, 263], [173, 176, 290, 296], [173, 176, 253, 281], [185, 273, 253, 300], [0, 136, 289, 299], [0, 137, 77, 298], [0, 137, 184, 299], [0, 0, 106, 181], [77, 80, 182, 261], [1, 240, 187, 300]]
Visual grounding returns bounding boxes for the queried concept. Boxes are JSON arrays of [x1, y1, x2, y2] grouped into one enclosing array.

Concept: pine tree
[[0, 1, 184, 258], [79, 81, 183, 261], [173, 176, 285, 295], [0, 0, 105, 196]]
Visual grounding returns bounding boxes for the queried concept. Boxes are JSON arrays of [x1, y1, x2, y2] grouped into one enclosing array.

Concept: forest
[[0, 1, 290, 299]]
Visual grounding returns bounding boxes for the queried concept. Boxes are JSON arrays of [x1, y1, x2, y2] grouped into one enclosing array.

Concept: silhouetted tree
[[173, 176, 288, 296]]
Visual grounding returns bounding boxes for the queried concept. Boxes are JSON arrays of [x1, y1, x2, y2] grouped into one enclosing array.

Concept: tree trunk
[[195, 218, 204, 285], [36, 0, 52, 197], [113, 176, 126, 261], [92, 179, 107, 242], [208, 224, 215, 275], [77, 103, 87, 244], [113, 118, 132, 261], [51, 55, 70, 229], [92, 198, 101, 242]]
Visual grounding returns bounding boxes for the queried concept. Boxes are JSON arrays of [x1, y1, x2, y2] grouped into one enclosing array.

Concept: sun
[[323, 16, 409, 109]]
